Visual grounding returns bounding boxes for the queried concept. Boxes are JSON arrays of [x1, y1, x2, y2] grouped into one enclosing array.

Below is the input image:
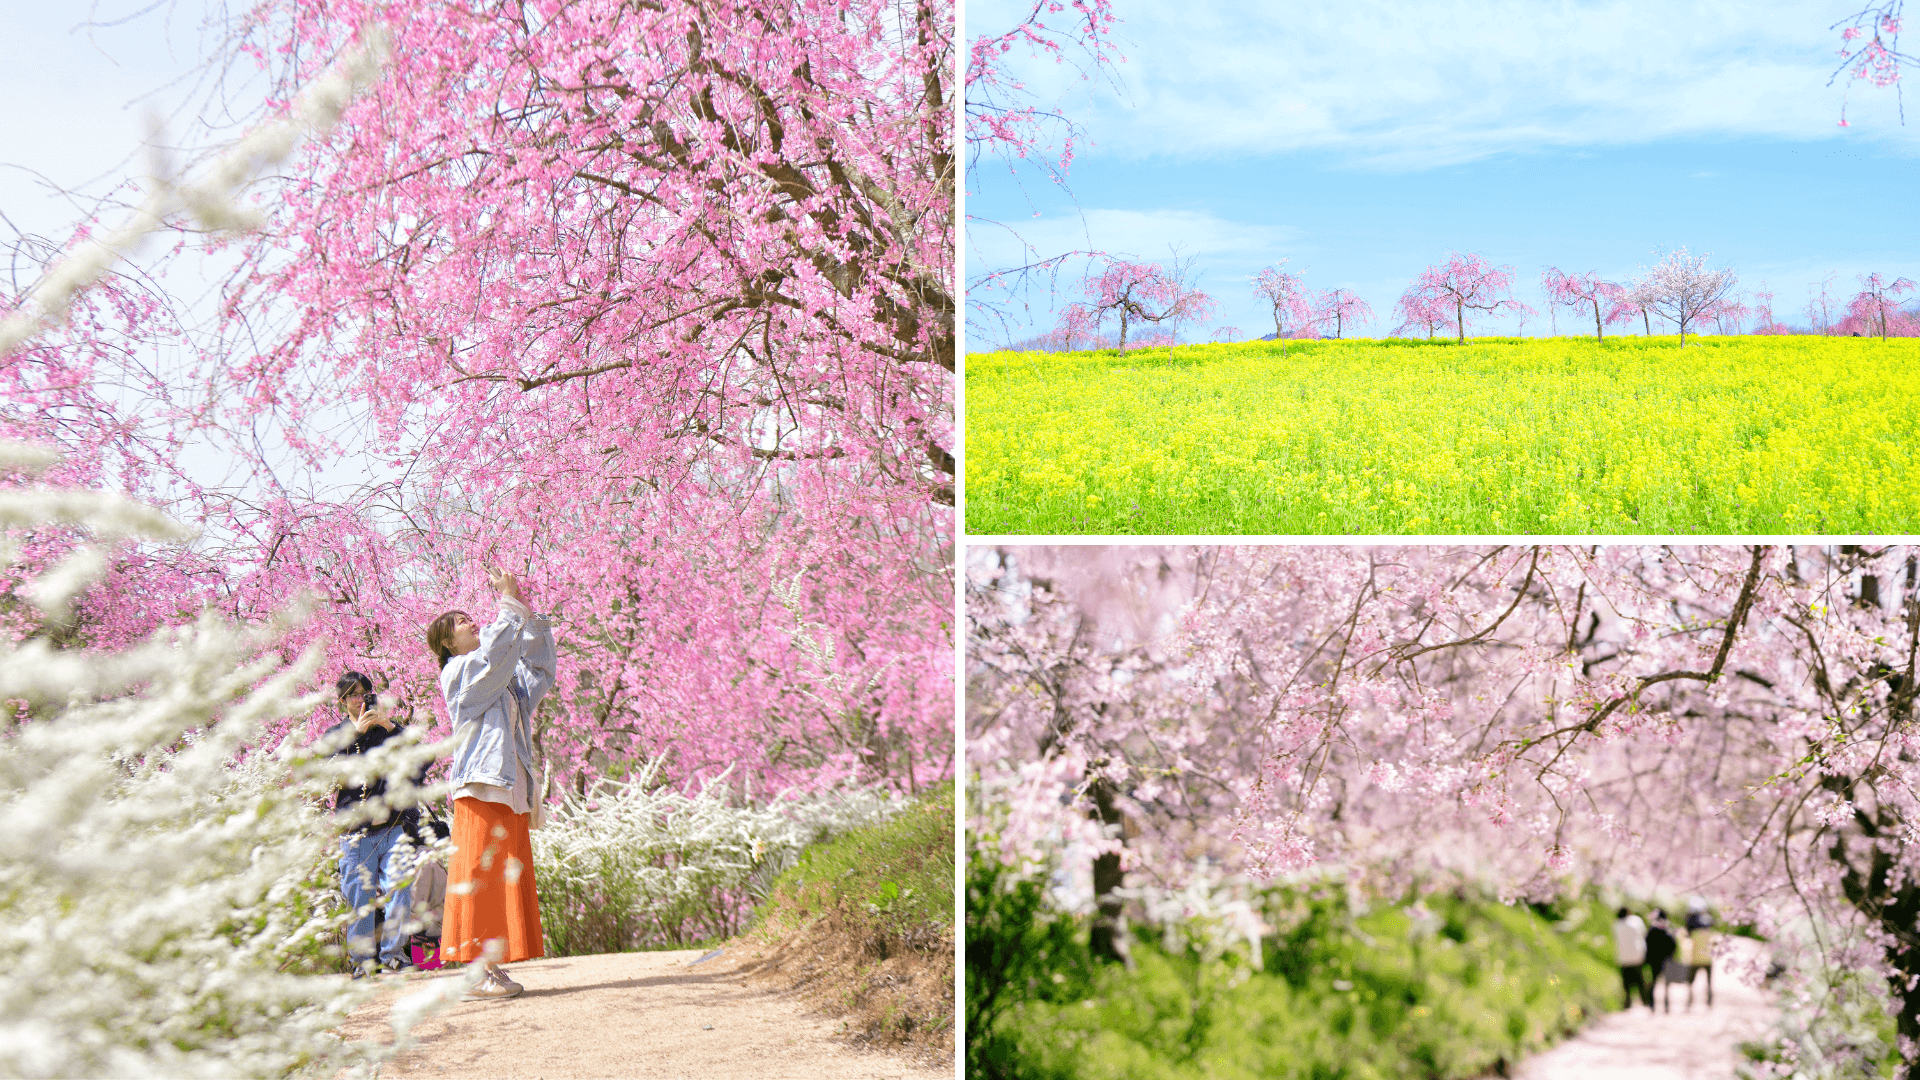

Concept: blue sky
[[0, 1, 248, 246], [965, 0, 1920, 348]]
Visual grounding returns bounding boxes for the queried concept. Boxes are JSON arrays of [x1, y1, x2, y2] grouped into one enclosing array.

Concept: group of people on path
[[1612, 902, 1718, 1012], [328, 567, 556, 1002]]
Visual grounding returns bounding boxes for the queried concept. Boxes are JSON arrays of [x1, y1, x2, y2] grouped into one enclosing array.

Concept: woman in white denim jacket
[[426, 568, 555, 1000]]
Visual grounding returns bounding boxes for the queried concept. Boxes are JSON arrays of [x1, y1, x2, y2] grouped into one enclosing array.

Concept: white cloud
[[970, 0, 1916, 168], [969, 206, 1300, 270]]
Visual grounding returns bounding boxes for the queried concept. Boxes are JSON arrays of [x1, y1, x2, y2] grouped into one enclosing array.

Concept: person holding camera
[[328, 671, 424, 977], [426, 567, 556, 1001]]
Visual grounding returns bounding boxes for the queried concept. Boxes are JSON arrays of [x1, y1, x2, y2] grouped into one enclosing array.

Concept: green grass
[[969, 857, 1623, 1080], [764, 781, 955, 950], [756, 784, 956, 1053], [964, 334, 1920, 534]]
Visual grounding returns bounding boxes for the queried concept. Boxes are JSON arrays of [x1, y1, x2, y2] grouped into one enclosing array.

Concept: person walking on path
[[1612, 907, 1649, 1010], [1645, 908, 1679, 1012], [427, 568, 556, 1002], [1683, 899, 1717, 1009], [328, 671, 424, 977]]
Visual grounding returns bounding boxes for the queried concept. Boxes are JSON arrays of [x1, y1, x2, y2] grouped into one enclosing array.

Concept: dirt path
[[336, 948, 949, 1079], [1515, 940, 1776, 1080]]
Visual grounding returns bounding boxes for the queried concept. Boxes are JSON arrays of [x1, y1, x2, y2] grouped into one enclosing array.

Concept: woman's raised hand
[[487, 566, 526, 603]]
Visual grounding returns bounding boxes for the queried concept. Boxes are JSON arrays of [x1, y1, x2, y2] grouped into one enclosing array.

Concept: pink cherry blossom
[[1539, 267, 1633, 342], [4, 0, 957, 802], [970, 544, 1920, 1063], [1057, 257, 1213, 353], [1408, 252, 1531, 343]]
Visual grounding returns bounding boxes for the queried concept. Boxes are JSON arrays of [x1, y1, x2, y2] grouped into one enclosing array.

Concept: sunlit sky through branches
[[0, 1, 254, 244], [967, 0, 1920, 348], [2, 2, 468, 512]]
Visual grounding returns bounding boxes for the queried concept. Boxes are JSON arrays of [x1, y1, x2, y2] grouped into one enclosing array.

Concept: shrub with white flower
[[0, 443, 463, 1079], [534, 760, 906, 954]]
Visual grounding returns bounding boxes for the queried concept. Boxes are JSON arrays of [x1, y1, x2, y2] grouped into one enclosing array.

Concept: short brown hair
[[426, 611, 466, 670]]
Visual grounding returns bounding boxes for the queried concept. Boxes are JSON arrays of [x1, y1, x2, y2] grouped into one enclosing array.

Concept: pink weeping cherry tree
[[1704, 295, 1753, 336], [1750, 288, 1794, 335], [1391, 280, 1456, 340], [6, 0, 959, 801], [1539, 268, 1634, 342], [1842, 273, 1919, 338], [1252, 262, 1313, 340], [1057, 257, 1214, 354], [1311, 287, 1374, 340], [1412, 252, 1532, 343], [970, 543, 1920, 1075]]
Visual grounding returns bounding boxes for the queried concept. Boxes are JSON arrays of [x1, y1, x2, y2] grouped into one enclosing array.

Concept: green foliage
[[763, 782, 954, 953], [968, 868, 1623, 1080], [967, 840, 1098, 1078], [965, 335, 1920, 534]]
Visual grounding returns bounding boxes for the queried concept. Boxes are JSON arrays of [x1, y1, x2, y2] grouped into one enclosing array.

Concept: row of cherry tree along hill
[[968, 544, 1920, 1075], [2, 0, 956, 803], [1027, 248, 1918, 353]]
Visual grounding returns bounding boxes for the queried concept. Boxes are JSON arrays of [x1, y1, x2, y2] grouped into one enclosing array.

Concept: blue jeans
[[340, 823, 416, 968]]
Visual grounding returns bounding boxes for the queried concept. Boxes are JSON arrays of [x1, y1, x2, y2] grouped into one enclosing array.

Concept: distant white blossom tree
[[1632, 247, 1738, 345]]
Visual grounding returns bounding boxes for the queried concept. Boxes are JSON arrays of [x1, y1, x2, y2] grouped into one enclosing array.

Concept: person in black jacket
[[1644, 908, 1678, 1011], [329, 670, 424, 976]]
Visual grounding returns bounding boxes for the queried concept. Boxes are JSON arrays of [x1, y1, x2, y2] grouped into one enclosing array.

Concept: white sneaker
[[463, 971, 522, 1001]]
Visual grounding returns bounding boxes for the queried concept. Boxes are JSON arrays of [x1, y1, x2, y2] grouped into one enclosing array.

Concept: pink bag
[[411, 936, 444, 971]]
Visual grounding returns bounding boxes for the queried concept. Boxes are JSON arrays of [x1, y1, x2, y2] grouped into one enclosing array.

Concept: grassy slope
[[744, 782, 956, 1058], [973, 872, 1621, 1080], [965, 335, 1920, 535]]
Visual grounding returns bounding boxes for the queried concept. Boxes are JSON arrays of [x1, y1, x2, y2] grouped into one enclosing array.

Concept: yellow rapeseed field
[[964, 335, 1920, 534]]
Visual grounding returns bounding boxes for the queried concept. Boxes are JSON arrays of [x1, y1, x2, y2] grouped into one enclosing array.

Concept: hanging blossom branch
[[0, 25, 390, 359], [771, 567, 895, 706], [1831, 0, 1909, 124], [964, 0, 1121, 347]]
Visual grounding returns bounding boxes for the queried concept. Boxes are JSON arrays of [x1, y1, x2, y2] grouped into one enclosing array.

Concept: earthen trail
[[336, 948, 948, 1079], [1515, 940, 1776, 1080]]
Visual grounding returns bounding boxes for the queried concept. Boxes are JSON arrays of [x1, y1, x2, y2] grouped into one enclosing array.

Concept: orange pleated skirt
[[443, 796, 545, 964]]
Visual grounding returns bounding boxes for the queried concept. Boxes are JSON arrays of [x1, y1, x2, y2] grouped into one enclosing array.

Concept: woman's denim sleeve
[[448, 612, 529, 709], [517, 618, 557, 708]]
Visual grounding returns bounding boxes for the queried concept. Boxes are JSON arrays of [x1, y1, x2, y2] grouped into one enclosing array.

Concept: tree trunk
[[1086, 780, 1132, 966], [1592, 299, 1604, 342], [1642, 310, 1651, 336], [1118, 310, 1129, 354], [1455, 297, 1466, 344]]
